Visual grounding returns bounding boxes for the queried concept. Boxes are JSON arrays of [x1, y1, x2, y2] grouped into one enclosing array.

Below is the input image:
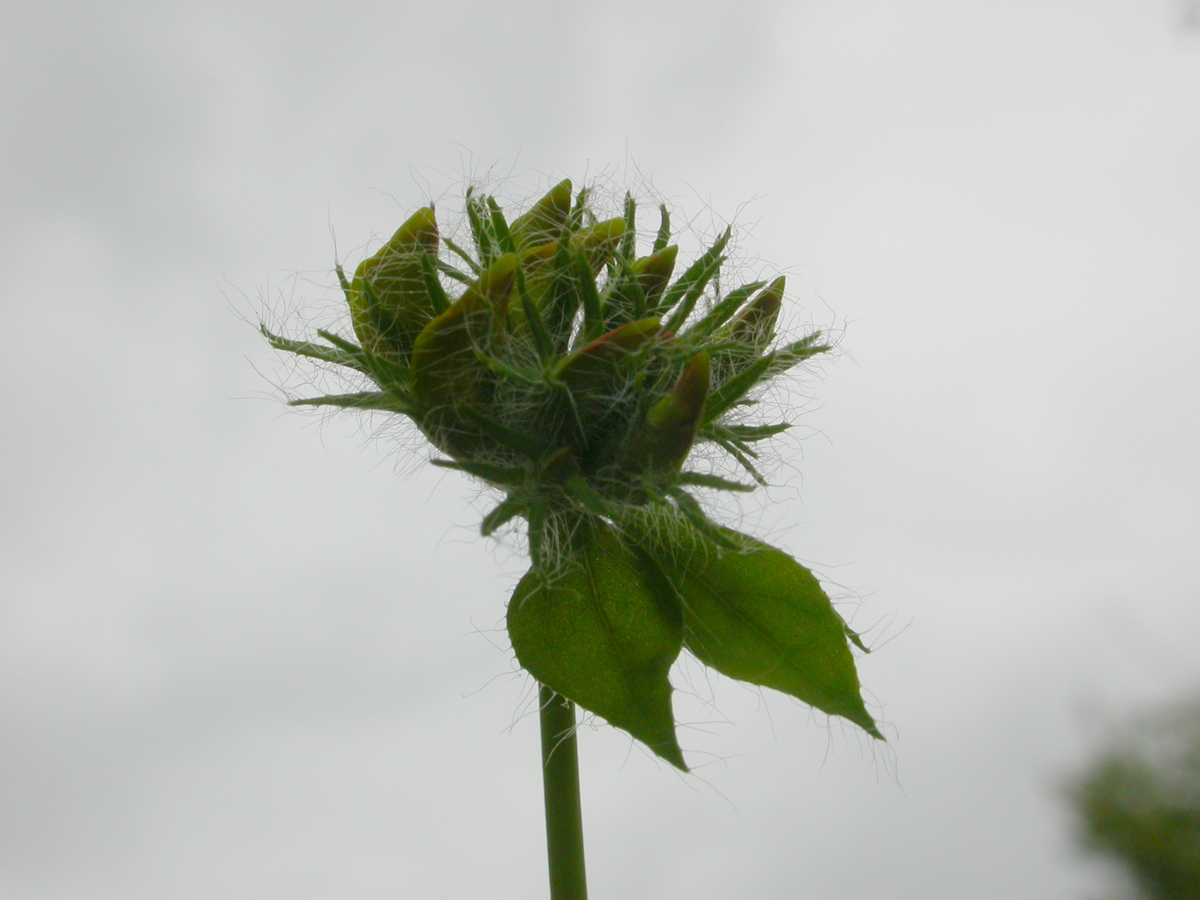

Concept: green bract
[[263, 181, 880, 769]]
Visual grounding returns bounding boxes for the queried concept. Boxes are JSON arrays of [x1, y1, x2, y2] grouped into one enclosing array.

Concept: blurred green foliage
[[1066, 699, 1200, 899]]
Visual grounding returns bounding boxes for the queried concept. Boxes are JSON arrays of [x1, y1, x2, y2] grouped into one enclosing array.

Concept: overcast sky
[[2, 2, 1199, 898]]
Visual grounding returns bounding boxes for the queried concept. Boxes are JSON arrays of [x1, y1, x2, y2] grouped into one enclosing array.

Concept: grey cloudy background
[[2, 1, 1198, 897]]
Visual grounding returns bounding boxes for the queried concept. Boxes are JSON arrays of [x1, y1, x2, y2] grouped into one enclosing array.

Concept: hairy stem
[[539, 684, 588, 900]]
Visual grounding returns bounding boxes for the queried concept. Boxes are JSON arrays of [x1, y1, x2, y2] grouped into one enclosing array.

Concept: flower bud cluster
[[264, 181, 825, 565], [264, 182, 878, 767]]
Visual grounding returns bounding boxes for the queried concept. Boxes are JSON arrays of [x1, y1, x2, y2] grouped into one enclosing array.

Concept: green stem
[[539, 684, 588, 900]]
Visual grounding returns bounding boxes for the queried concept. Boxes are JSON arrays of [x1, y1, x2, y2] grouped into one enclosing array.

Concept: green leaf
[[508, 524, 687, 769], [636, 519, 881, 738]]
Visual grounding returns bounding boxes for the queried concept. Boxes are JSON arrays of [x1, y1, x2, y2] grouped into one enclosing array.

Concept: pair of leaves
[[507, 514, 879, 771]]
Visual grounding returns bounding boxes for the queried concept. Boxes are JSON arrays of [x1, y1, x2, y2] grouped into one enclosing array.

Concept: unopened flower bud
[[552, 317, 662, 399], [510, 179, 573, 251], [349, 206, 439, 362], [631, 245, 678, 309], [728, 276, 785, 347], [409, 253, 518, 455], [643, 351, 710, 471], [552, 318, 664, 465], [516, 240, 560, 301], [570, 218, 626, 272]]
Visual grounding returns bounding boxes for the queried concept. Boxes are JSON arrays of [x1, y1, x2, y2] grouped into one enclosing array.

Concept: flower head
[[263, 181, 879, 769]]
